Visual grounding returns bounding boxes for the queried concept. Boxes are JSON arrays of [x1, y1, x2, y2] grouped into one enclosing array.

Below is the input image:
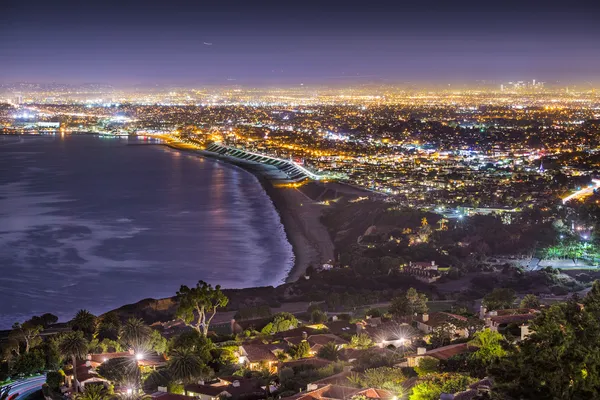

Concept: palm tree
[[120, 318, 151, 354], [258, 369, 278, 397], [167, 348, 206, 383], [316, 342, 340, 361], [72, 384, 111, 400], [71, 310, 97, 339], [59, 331, 89, 393]]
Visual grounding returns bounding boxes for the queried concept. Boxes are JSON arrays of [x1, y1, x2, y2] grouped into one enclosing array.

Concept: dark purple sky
[[1, 0, 600, 86]]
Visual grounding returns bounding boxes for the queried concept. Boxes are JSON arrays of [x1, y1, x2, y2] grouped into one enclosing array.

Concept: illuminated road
[[562, 179, 600, 204], [5, 375, 46, 400]]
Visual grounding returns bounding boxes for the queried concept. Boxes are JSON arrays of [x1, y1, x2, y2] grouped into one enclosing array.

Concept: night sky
[[1, 0, 600, 86]]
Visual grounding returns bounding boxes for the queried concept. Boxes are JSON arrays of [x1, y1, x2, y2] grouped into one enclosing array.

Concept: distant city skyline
[[1, 0, 600, 85]]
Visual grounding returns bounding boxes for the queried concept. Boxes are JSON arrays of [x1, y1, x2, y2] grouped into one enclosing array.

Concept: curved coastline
[[162, 142, 333, 283]]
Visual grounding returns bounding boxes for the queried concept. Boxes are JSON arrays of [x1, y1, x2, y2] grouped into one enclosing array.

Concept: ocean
[[0, 134, 293, 328]]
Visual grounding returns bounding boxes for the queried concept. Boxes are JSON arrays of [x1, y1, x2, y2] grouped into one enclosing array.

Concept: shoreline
[[162, 141, 333, 283]]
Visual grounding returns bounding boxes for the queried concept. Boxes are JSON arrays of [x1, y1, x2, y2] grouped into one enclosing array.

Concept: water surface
[[0, 134, 293, 328]]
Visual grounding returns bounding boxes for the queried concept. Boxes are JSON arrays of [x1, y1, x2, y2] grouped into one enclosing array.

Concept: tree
[[97, 357, 140, 387], [10, 322, 42, 354], [14, 349, 45, 375], [389, 295, 409, 317], [46, 371, 65, 390], [430, 322, 453, 348], [148, 330, 168, 355], [520, 294, 541, 309], [167, 348, 211, 383], [389, 288, 428, 318], [310, 309, 328, 324], [175, 280, 229, 336], [168, 330, 213, 363], [410, 373, 475, 400], [97, 313, 121, 341], [288, 341, 311, 359], [73, 384, 112, 400], [414, 357, 440, 376], [121, 318, 151, 353], [258, 368, 278, 397], [28, 313, 58, 329], [351, 367, 406, 396], [71, 310, 97, 339], [406, 288, 429, 315], [482, 288, 516, 310], [317, 342, 340, 361], [468, 329, 506, 367], [350, 333, 373, 350], [490, 300, 600, 399], [261, 313, 298, 335], [58, 331, 89, 393]]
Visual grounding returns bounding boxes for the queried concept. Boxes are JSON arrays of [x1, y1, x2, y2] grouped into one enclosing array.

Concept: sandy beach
[[163, 141, 336, 282]]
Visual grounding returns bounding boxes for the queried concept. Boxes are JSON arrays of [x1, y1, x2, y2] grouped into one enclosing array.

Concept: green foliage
[[353, 349, 400, 371], [167, 348, 212, 384], [10, 322, 42, 354], [519, 294, 541, 309], [100, 338, 123, 353], [148, 330, 168, 355], [350, 333, 373, 350], [176, 280, 229, 336], [121, 318, 151, 353], [365, 308, 382, 318], [389, 288, 428, 317], [59, 330, 89, 391], [46, 371, 64, 390], [167, 382, 184, 394], [468, 329, 506, 367], [27, 314, 58, 329], [288, 341, 311, 359], [490, 297, 600, 399], [97, 313, 121, 341], [71, 310, 97, 339], [279, 362, 346, 392], [73, 383, 112, 400], [317, 342, 340, 361], [14, 349, 46, 375], [260, 313, 298, 335], [482, 288, 516, 310], [142, 370, 172, 393], [97, 357, 140, 386], [429, 323, 453, 348], [409, 373, 475, 400], [310, 310, 328, 324], [414, 357, 440, 376], [349, 367, 406, 396], [168, 330, 214, 363]]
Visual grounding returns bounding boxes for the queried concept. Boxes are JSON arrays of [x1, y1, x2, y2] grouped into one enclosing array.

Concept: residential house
[[151, 392, 196, 400], [405, 343, 473, 368], [482, 309, 539, 336], [282, 384, 394, 400], [399, 261, 441, 283], [358, 320, 416, 349], [237, 344, 279, 372], [185, 377, 265, 400], [324, 320, 357, 337], [64, 360, 110, 392], [416, 312, 469, 338], [284, 333, 348, 355]]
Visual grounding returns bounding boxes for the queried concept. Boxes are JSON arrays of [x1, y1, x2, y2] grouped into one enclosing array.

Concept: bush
[[46, 371, 64, 390]]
